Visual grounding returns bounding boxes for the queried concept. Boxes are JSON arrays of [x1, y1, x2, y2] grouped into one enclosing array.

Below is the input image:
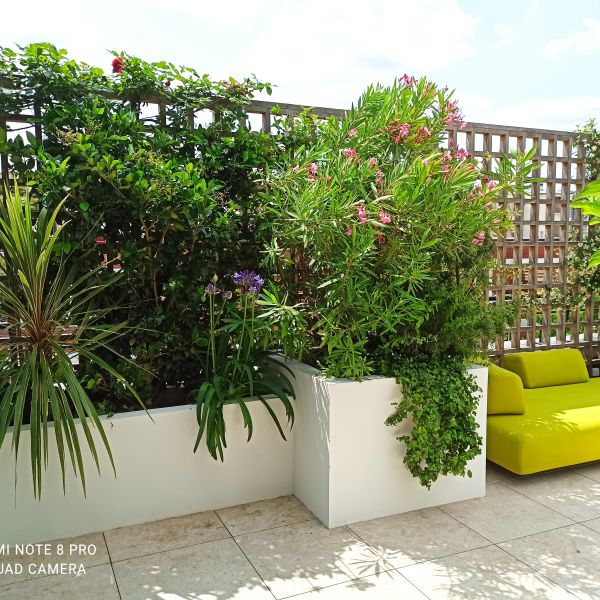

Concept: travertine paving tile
[[348, 507, 489, 568], [502, 470, 600, 521], [0, 564, 119, 600], [104, 509, 229, 562], [235, 519, 392, 599], [114, 537, 273, 600], [486, 461, 519, 484], [500, 524, 600, 600], [400, 545, 573, 600], [576, 461, 600, 483], [217, 495, 313, 536], [0, 532, 109, 586], [441, 482, 572, 543], [289, 569, 427, 599]]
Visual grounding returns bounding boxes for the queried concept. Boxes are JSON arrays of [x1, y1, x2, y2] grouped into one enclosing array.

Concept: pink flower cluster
[[455, 148, 469, 160], [344, 148, 358, 159], [400, 73, 414, 86], [356, 205, 368, 223], [368, 157, 377, 168], [471, 232, 486, 246], [376, 169, 384, 187], [348, 128, 358, 138], [393, 123, 411, 143], [378, 209, 391, 224], [444, 101, 467, 130], [415, 127, 431, 143]]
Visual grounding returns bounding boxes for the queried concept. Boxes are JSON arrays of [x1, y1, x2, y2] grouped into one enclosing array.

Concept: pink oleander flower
[[378, 210, 391, 224], [471, 238, 480, 246], [326, 175, 332, 182], [442, 150, 452, 162], [346, 227, 353, 236], [399, 123, 410, 138], [415, 127, 431, 142], [422, 158, 430, 166], [344, 148, 358, 159], [456, 148, 469, 160], [478, 232, 486, 241], [348, 128, 358, 138], [356, 205, 367, 222], [487, 181, 497, 190], [440, 164, 449, 172], [308, 162, 318, 176], [292, 165, 300, 173], [400, 73, 414, 86], [368, 157, 377, 168], [376, 169, 384, 186]]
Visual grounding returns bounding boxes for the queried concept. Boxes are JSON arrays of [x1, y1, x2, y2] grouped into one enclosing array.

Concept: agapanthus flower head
[[205, 283, 220, 295], [111, 57, 125, 74], [348, 128, 358, 138], [233, 270, 264, 295]]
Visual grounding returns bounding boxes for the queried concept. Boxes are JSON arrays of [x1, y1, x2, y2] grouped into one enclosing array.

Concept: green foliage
[[0, 43, 284, 411], [383, 356, 482, 488], [195, 275, 297, 460], [264, 79, 535, 379], [0, 186, 143, 498], [576, 118, 600, 181], [573, 181, 600, 268]]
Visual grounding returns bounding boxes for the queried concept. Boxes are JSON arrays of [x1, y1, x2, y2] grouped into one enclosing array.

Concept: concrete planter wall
[[0, 400, 294, 544], [291, 361, 489, 528], [1, 361, 488, 543]]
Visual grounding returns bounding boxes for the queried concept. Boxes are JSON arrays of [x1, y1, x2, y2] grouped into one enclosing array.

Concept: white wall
[[0, 400, 294, 544], [292, 362, 488, 528]]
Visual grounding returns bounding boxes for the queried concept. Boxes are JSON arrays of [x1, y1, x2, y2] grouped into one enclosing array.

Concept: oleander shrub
[[264, 77, 536, 485]]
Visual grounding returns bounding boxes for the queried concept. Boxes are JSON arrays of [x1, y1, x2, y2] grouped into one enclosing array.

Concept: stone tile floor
[[2, 461, 600, 599]]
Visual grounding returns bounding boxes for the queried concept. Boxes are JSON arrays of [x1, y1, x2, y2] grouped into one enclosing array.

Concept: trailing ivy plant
[[383, 356, 482, 488]]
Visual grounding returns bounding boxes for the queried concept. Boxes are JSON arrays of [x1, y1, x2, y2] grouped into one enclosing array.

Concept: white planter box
[[291, 361, 488, 528], [0, 399, 293, 544]]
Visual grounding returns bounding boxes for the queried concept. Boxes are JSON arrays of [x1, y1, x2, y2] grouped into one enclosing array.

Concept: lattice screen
[[1, 98, 598, 367]]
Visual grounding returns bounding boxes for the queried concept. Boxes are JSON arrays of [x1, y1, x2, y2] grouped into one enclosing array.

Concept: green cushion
[[501, 349, 589, 389], [487, 364, 525, 415], [487, 378, 600, 474]]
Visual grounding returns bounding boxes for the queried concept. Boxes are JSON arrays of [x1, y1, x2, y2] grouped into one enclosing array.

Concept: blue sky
[[4, 0, 599, 130]]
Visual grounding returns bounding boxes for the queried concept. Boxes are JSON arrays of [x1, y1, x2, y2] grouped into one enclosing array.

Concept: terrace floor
[[2, 461, 600, 599]]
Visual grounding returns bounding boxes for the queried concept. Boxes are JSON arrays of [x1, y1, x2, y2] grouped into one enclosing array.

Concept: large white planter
[[0, 399, 294, 544], [291, 361, 488, 528]]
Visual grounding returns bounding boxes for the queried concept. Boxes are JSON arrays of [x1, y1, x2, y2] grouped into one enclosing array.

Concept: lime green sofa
[[487, 349, 600, 475]]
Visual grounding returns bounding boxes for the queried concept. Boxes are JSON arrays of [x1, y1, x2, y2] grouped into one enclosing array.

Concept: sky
[[3, 0, 599, 131]]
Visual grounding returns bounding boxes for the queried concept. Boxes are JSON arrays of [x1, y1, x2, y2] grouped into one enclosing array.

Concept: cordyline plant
[[0, 186, 143, 498], [263, 77, 536, 486]]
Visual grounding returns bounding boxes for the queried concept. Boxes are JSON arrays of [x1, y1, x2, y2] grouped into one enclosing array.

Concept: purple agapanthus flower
[[233, 270, 264, 295], [205, 283, 220, 295]]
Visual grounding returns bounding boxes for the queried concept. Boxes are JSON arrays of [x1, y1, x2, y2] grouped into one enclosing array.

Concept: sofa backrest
[[501, 349, 589, 389], [488, 364, 525, 414]]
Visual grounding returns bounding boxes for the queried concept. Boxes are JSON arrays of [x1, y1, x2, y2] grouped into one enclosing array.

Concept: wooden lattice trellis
[[1, 99, 598, 367]]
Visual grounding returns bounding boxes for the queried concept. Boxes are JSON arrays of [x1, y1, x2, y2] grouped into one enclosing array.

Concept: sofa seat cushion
[[501, 349, 589, 389], [488, 364, 525, 415], [487, 378, 600, 475]]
